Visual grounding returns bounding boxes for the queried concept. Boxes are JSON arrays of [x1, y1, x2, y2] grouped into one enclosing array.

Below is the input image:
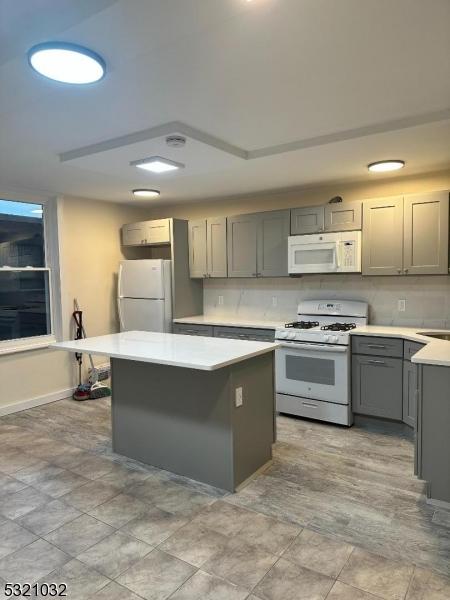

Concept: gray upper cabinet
[[403, 191, 449, 275], [122, 222, 147, 246], [188, 219, 207, 278], [207, 217, 227, 278], [291, 205, 324, 234], [227, 213, 258, 277], [122, 219, 171, 246], [188, 217, 227, 278], [324, 201, 362, 232], [257, 210, 290, 277], [362, 196, 404, 276], [227, 210, 289, 278]]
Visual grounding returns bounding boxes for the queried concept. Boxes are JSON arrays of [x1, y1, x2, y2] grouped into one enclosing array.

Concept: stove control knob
[[288, 332, 297, 340], [278, 331, 288, 339], [331, 336, 339, 343], [323, 335, 330, 342]]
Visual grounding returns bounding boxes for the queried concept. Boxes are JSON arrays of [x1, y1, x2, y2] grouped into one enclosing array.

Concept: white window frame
[[0, 193, 62, 355]]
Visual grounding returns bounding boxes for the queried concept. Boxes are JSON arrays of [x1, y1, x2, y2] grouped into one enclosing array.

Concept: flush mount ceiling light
[[367, 160, 405, 173], [132, 189, 160, 199], [28, 42, 106, 84], [130, 156, 184, 174]]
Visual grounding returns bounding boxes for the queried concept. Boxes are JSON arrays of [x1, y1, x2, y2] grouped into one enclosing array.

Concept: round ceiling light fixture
[[367, 160, 405, 173], [28, 42, 106, 84], [132, 189, 161, 199]]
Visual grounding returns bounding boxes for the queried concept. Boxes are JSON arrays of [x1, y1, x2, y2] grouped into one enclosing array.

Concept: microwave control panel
[[341, 240, 356, 267]]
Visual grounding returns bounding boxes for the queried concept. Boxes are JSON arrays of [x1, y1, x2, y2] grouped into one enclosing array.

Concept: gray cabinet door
[[122, 222, 147, 246], [291, 206, 324, 234], [257, 210, 290, 277], [145, 219, 171, 244], [324, 201, 362, 232], [227, 214, 258, 277], [403, 191, 449, 275], [352, 355, 403, 419], [188, 219, 207, 278], [403, 360, 417, 428], [362, 196, 404, 276], [207, 217, 227, 278]]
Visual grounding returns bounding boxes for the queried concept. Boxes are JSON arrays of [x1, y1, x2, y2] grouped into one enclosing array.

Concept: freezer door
[[119, 298, 166, 332], [118, 260, 165, 299]]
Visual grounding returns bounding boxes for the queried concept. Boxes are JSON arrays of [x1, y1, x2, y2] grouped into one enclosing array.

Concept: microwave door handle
[[335, 242, 341, 270]]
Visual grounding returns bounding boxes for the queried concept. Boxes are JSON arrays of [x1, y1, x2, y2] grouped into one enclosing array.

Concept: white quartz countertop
[[351, 325, 450, 367], [173, 315, 285, 330], [52, 331, 279, 371]]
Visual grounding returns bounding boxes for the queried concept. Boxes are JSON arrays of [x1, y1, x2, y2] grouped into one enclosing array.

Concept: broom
[[72, 299, 111, 400]]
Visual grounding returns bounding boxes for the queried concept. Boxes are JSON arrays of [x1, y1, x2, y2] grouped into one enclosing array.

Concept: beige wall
[[0, 195, 147, 412], [142, 168, 450, 220]]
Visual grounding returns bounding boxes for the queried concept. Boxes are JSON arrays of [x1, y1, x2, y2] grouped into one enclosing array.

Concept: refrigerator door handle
[[118, 297, 124, 330]]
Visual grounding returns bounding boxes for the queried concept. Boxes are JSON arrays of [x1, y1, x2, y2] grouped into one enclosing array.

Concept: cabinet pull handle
[[397, 268, 402, 274], [302, 401, 318, 408], [252, 272, 258, 277], [404, 268, 409, 274], [368, 359, 385, 365], [367, 344, 386, 349]]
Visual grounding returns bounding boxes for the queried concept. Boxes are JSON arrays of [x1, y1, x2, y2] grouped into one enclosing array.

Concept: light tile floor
[[0, 397, 449, 599]]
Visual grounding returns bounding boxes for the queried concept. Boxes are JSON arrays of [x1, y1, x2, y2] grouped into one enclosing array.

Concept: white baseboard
[[0, 387, 75, 416]]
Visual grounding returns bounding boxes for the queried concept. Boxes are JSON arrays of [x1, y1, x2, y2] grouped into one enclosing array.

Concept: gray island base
[[111, 353, 275, 491], [52, 331, 278, 493]]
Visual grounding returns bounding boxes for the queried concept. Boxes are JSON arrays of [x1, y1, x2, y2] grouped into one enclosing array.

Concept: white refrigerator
[[118, 259, 172, 332]]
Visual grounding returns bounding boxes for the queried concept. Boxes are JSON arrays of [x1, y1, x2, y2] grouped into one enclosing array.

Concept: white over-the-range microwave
[[288, 230, 362, 274]]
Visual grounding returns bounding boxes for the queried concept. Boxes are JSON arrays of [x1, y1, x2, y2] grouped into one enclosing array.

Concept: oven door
[[288, 236, 338, 274], [275, 342, 349, 404]]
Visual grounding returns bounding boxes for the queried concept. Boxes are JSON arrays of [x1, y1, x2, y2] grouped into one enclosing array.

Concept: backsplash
[[204, 275, 450, 328]]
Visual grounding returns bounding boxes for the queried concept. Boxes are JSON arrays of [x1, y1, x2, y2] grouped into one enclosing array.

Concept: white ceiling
[[0, 0, 449, 206]]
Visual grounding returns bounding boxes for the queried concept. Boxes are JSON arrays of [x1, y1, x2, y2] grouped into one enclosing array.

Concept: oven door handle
[[277, 342, 348, 352]]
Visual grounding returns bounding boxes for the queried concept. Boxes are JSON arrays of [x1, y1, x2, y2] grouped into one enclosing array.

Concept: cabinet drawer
[[173, 323, 213, 337], [404, 341, 425, 361], [213, 326, 275, 342], [352, 336, 403, 358]]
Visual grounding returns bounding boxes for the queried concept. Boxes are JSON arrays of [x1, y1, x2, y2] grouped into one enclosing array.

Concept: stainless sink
[[421, 332, 450, 341]]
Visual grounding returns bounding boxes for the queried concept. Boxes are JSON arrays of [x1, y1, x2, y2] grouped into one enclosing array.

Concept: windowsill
[[0, 335, 56, 356]]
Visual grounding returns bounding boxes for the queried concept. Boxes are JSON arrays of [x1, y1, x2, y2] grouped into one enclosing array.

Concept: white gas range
[[275, 300, 368, 426]]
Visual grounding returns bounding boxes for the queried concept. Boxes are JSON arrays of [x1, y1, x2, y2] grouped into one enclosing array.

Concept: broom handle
[[74, 299, 96, 370]]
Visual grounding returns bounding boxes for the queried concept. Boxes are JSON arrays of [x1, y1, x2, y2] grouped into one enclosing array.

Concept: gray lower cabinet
[[227, 210, 289, 278], [419, 364, 450, 503], [402, 360, 417, 428], [213, 326, 275, 342], [172, 323, 213, 337], [188, 217, 227, 278], [173, 322, 275, 342], [352, 354, 403, 420]]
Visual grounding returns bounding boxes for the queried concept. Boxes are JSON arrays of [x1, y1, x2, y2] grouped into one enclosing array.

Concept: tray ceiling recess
[[59, 111, 450, 182]]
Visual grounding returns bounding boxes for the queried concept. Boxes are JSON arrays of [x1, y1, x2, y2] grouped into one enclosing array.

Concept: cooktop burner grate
[[321, 322, 357, 332], [285, 321, 320, 330]]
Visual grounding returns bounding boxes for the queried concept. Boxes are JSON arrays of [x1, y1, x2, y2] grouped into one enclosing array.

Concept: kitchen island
[[53, 331, 278, 492]]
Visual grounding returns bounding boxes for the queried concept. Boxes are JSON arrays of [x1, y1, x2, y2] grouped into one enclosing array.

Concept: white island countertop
[[351, 325, 450, 367], [52, 331, 279, 371]]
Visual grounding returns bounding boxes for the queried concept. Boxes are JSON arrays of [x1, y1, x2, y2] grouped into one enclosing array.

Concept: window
[[0, 197, 60, 353]]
